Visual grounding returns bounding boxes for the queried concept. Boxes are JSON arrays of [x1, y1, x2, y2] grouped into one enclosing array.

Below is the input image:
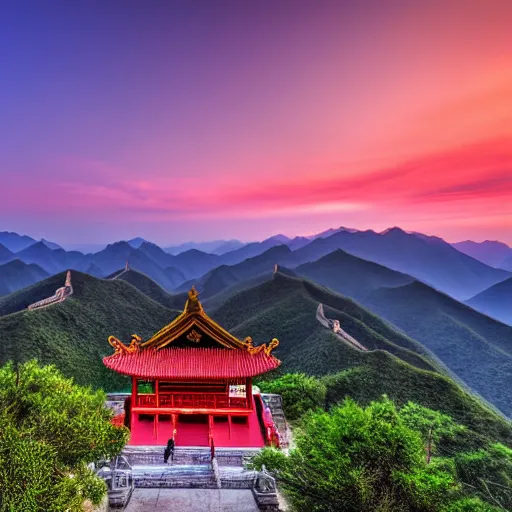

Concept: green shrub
[[441, 497, 502, 511], [454, 443, 512, 510], [0, 360, 128, 511], [255, 397, 457, 512], [257, 373, 326, 421]]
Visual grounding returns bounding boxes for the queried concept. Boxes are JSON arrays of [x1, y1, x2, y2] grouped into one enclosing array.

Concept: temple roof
[[103, 287, 280, 378], [139, 286, 246, 350], [103, 347, 280, 379]]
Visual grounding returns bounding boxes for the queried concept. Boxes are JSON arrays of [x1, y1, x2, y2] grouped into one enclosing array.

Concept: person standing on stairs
[[164, 438, 175, 464]]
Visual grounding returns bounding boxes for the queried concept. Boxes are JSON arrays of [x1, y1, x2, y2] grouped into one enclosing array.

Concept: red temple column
[[131, 376, 137, 432], [246, 378, 252, 409], [208, 414, 214, 443]]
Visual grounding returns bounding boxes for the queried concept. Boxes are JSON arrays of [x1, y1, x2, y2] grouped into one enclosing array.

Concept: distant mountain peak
[[40, 238, 61, 250], [452, 239, 512, 268], [380, 226, 406, 236], [127, 237, 147, 248], [265, 234, 291, 244], [307, 226, 359, 240]]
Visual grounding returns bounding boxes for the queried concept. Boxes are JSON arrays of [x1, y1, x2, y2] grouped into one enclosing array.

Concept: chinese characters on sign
[[229, 384, 246, 398]]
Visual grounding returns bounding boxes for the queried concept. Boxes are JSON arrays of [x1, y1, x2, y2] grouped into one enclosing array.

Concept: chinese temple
[[103, 287, 281, 448]]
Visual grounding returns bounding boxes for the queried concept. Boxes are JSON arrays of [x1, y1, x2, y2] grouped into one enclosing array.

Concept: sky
[[1, 0, 511, 246]]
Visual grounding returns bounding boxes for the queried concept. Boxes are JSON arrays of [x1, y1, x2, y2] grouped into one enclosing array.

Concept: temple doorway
[[176, 414, 209, 447], [156, 414, 174, 445]]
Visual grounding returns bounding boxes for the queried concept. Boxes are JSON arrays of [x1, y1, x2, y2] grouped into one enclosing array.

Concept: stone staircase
[[261, 394, 291, 448], [122, 446, 260, 467], [132, 464, 218, 489], [122, 447, 260, 491]]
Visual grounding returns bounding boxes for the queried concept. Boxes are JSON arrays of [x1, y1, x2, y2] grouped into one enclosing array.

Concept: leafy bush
[[255, 397, 458, 512], [247, 447, 287, 474], [454, 443, 512, 510], [0, 360, 129, 511], [441, 497, 502, 511], [257, 373, 326, 421]]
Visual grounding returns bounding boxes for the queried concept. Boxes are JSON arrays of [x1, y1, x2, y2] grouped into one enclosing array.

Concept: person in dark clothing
[[164, 438, 175, 463]]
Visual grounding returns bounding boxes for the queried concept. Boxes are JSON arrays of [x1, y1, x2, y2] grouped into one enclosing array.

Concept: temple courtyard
[[123, 488, 259, 511]]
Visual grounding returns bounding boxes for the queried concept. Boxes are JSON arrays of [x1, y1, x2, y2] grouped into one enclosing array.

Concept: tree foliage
[[0, 360, 128, 511], [454, 443, 512, 510], [257, 373, 326, 421], [253, 397, 457, 512]]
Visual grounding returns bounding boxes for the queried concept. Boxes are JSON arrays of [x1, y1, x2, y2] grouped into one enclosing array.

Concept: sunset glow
[[1, 0, 511, 245]]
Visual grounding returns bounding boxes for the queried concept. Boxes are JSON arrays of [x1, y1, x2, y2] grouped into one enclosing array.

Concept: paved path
[[124, 489, 259, 512]]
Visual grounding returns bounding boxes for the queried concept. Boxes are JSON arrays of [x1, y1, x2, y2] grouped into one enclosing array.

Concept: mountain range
[[2, 228, 511, 304], [1, 266, 510, 445], [466, 277, 512, 326], [452, 240, 512, 269]]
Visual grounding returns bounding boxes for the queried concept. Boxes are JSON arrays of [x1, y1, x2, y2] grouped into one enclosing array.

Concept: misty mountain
[[0, 231, 37, 252], [138, 241, 175, 269], [296, 249, 414, 300], [466, 277, 512, 326], [179, 245, 292, 299], [40, 238, 62, 250], [164, 239, 244, 255], [84, 263, 104, 277], [217, 236, 292, 266], [286, 236, 311, 250], [107, 268, 187, 309], [87, 241, 177, 289], [307, 226, 359, 240], [287, 227, 510, 300], [0, 243, 15, 265], [0, 260, 49, 296], [164, 267, 188, 289], [62, 243, 107, 253], [210, 271, 511, 436], [363, 280, 512, 416], [14, 242, 82, 274], [452, 240, 512, 268], [212, 240, 245, 255], [170, 249, 221, 279], [127, 237, 147, 248], [177, 265, 240, 299], [500, 254, 512, 272]]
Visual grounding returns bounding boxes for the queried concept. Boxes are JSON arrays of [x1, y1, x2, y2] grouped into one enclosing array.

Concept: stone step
[[132, 464, 217, 489], [122, 447, 260, 467]]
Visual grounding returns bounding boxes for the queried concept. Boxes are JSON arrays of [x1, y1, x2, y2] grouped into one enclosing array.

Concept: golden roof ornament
[[108, 333, 142, 354], [185, 286, 203, 313], [186, 329, 202, 343]]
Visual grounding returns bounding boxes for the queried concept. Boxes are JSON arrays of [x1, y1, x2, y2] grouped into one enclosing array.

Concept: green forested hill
[[363, 281, 512, 416], [106, 268, 187, 309], [295, 249, 414, 300], [0, 271, 178, 390], [211, 272, 512, 442], [0, 259, 49, 296], [1, 269, 510, 442]]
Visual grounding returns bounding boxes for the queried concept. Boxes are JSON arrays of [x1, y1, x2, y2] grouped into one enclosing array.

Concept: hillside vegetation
[[364, 281, 512, 416], [295, 248, 414, 300], [0, 271, 179, 390], [107, 268, 187, 309], [466, 276, 512, 326], [0, 259, 49, 296], [212, 272, 512, 442]]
